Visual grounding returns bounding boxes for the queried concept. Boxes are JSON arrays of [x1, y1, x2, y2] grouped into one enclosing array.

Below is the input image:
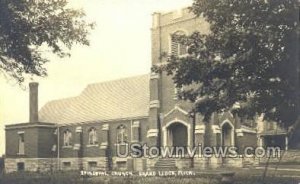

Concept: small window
[[116, 161, 127, 171], [174, 85, 183, 100], [17, 162, 24, 171], [88, 127, 98, 145], [88, 161, 97, 170], [18, 133, 25, 155], [63, 130, 72, 146], [117, 125, 128, 144], [63, 162, 71, 168], [170, 31, 188, 56]]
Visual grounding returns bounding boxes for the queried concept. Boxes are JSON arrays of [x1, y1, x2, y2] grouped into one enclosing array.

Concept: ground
[[1, 166, 300, 184]]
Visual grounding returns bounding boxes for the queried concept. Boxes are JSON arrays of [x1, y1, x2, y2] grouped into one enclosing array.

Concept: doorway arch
[[221, 120, 235, 147], [162, 120, 191, 148]]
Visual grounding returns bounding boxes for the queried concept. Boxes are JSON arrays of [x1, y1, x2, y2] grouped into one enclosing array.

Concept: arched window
[[88, 127, 98, 145], [117, 125, 128, 144], [170, 31, 188, 56], [63, 129, 72, 146]]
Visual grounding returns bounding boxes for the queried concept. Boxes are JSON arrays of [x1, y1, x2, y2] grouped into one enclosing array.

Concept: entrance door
[[221, 122, 234, 147], [168, 123, 188, 148]]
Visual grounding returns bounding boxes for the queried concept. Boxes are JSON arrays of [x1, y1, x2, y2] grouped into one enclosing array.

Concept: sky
[[0, 0, 193, 155]]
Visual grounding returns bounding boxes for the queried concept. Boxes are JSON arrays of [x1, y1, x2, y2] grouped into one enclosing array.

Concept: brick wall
[[6, 127, 38, 158], [37, 127, 56, 158], [152, 10, 209, 115], [5, 123, 55, 159], [58, 118, 148, 158], [236, 133, 257, 153]]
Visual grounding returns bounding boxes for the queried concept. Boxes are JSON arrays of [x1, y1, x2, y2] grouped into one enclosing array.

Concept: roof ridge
[[39, 96, 78, 111], [44, 96, 78, 103], [39, 74, 150, 124], [41, 74, 149, 108], [85, 73, 149, 87]]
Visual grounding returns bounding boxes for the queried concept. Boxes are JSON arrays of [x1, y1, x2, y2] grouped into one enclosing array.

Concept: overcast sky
[[0, 0, 193, 155]]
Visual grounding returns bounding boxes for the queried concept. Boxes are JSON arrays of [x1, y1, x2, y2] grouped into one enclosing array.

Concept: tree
[[154, 0, 300, 128], [0, 0, 94, 83]]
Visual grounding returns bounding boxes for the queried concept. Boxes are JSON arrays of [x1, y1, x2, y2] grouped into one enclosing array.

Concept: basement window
[[88, 161, 97, 170], [17, 162, 25, 171], [62, 162, 71, 170], [116, 161, 127, 171]]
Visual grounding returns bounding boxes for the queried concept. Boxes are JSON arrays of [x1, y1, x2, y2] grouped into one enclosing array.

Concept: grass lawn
[[0, 169, 299, 184]]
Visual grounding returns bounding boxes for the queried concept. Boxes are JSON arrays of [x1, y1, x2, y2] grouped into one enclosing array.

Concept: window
[[63, 130, 72, 146], [174, 85, 183, 100], [116, 161, 127, 171], [88, 127, 98, 145], [17, 162, 25, 171], [117, 125, 128, 144], [18, 132, 25, 155], [63, 162, 71, 169], [170, 31, 188, 56], [88, 161, 97, 170]]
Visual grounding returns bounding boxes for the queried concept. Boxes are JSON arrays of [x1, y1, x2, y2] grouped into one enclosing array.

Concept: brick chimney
[[29, 82, 39, 123]]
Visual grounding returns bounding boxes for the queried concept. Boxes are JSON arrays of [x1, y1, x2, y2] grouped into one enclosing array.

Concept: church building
[[4, 7, 290, 172]]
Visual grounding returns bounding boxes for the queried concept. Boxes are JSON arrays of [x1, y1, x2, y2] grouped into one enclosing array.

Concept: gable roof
[[39, 74, 150, 124]]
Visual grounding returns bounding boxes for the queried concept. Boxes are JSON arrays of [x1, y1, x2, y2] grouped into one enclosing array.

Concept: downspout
[[130, 120, 134, 170], [57, 125, 60, 171], [130, 120, 133, 141]]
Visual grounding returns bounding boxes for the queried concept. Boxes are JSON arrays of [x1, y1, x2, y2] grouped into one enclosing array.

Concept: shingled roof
[[39, 74, 150, 124]]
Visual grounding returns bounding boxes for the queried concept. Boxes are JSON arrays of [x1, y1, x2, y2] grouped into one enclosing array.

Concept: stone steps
[[154, 158, 178, 170]]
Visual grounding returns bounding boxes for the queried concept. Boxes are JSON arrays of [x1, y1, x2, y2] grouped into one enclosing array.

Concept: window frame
[[18, 132, 25, 155], [63, 129, 72, 148], [88, 127, 98, 146], [169, 30, 189, 57], [116, 124, 128, 144]]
